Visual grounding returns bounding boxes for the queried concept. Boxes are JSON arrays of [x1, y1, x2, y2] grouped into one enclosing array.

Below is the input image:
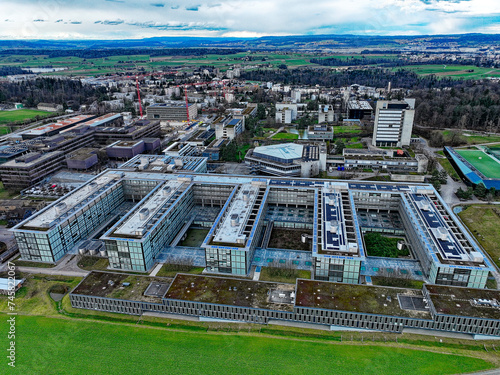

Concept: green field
[[0, 52, 319, 76], [0, 109, 52, 125], [334, 125, 363, 134], [442, 130, 500, 145], [455, 149, 500, 178], [2, 315, 493, 375], [437, 158, 461, 181], [458, 205, 500, 269], [271, 132, 299, 140], [394, 65, 500, 79]]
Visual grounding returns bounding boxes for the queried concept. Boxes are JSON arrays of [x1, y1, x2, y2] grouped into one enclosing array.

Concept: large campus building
[[70, 272, 500, 339], [372, 99, 415, 147], [146, 102, 198, 122], [12, 165, 494, 289], [245, 143, 328, 178]]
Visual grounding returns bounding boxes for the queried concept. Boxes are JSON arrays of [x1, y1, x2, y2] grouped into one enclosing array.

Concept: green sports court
[[455, 149, 500, 179]]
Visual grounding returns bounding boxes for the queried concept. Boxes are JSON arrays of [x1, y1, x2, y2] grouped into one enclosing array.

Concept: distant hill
[[0, 33, 499, 51]]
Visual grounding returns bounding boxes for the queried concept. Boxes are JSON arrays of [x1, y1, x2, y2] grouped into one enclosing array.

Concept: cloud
[[96, 19, 125, 25], [0, 0, 499, 39]]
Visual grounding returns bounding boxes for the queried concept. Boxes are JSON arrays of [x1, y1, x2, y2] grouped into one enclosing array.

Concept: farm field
[[0, 52, 319, 76], [455, 149, 500, 179], [2, 315, 493, 375], [394, 65, 500, 79], [0, 109, 51, 125]]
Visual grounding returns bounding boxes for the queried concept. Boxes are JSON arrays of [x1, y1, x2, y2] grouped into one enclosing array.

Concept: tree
[[334, 139, 345, 155], [256, 104, 266, 120], [474, 183, 487, 199]]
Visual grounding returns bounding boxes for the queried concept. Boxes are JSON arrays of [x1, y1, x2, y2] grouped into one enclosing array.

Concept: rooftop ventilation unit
[[139, 208, 149, 220]]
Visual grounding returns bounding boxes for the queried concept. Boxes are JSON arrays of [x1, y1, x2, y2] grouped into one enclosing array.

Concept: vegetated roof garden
[[164, 274, 295, 312], [295, 279, 432, 319], [425, 284, 500, 319], [71, 271, 173, 303]]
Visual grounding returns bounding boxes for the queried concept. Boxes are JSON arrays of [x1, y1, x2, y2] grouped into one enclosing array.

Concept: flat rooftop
[[110, 180, 183, 238], [2, 151, 62, 167], [320, 183, 356, 253], [21, 115, 93, 137], [71, 271, 173, 303], [212, 183, 259, 246], [426, 285, 500, 319], [408, 193, 481, 263], [253, 143, 304, 161], [348, 100, 373, 110], [164, 274, 295, 312], [296, 279, 431, 319], [83, 113, 121, 127], [18, 173, 122, 230]]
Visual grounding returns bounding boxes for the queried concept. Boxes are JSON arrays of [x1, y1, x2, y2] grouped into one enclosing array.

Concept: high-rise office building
[[372, 99, 415, 147]]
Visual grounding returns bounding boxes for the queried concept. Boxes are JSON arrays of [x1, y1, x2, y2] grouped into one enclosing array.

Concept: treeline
[[311, 57, 482, 68], [0, 66, 33, 76], [0, 78, 110, 109], [412, 82, 500, 131], [0, 48, 244, 59], [241, 67, 468, 90]]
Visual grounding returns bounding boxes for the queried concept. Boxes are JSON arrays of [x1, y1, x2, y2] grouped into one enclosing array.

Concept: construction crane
[[175, 81, 216, 124], [135, 76, 143, 119]]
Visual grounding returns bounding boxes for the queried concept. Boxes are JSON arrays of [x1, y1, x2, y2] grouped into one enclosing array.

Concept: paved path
[[16, 266, 88, 277], [149, 263, 163, 277], [267, 126, 284, 139]]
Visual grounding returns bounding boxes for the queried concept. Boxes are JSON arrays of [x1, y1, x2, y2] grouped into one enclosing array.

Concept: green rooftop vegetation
[[71, 271, 173, 303], [296, 279, 431, 319], [165, 274, 295, 311]]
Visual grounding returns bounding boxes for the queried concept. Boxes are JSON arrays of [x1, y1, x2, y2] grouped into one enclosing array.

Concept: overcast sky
[[1, 0, 499, 39]]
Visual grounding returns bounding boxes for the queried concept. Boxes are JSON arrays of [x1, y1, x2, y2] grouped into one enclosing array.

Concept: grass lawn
[[155, 264, 205, 278], [0, 181, 18, 199], [438, 158, 461, 181], [179, 228, 210, 247], [77, 256, 109, 271], [4, 315, 493, 375], [259, 267, 311, 284], [236, 144, 252, 161], [0, 109, 52, 125], [271, 132, 299, 140], [455, 149, 500, 179], [334, 125, 362, 134], [346, 142, 364, 149], [0, 274, 81, 316], [371, 276, 424, 289], [442, 130, 500, 145], [458, 205, 500, 268], [13, 255, 56, 268]]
